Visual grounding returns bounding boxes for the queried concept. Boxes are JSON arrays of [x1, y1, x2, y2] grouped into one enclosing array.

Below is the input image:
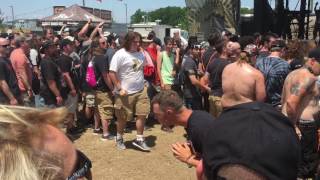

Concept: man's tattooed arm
[[287, 77, 316, 123]]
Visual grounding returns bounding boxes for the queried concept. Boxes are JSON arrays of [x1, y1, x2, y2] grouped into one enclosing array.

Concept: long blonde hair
[[0, 106, 68, 180], [0, 105, 67, 141], [0, 139, 64, 180]]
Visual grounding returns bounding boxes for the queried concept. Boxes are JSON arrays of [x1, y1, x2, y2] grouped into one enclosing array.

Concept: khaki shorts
[[64, 94, 78, 114], [114, 86, 150, 121], [96, 91, 114, 120], [208, 95, 222, 118], [85, 93, 96, 108]]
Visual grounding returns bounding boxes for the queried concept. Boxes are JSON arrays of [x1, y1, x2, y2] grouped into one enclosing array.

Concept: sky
[[0, 0, 303, 23]]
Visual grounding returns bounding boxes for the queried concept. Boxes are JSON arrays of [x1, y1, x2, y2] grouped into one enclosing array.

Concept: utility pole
[[83, 0, 86, 7], [9, 5, 14, 27], [125, 3, 127, 26]]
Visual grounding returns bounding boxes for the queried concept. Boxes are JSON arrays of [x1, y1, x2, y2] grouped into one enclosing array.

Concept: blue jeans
[[36, 95, 57, 108]]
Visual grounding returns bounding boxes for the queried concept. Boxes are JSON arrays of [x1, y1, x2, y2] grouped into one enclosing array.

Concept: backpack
[[142, 50, 155, 81], [144, 65, 155, 81], [85, 57, 97, 88]]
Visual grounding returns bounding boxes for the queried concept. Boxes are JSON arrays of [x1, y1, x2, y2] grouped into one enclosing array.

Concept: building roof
[[41, 4, 108, 23]]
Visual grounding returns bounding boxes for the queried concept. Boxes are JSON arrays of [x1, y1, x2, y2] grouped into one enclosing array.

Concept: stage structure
[[186, 0, 316, 39], [185, 0, 240, 39], [254, 0, 314, 39]]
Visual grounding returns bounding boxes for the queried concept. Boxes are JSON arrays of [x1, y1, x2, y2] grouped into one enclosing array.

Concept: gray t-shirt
[[181, 55, 200, 98], [105, 47, 116, 67]]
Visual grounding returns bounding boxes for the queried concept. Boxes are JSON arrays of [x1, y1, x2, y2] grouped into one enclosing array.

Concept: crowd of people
[[0, 18, 320, 179]]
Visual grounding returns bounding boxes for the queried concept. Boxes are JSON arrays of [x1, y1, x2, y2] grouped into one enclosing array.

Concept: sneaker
[[132, 139, 151, 151], [92, 128, 102, 135], [116, 138, 126, 150], [101, 134, 115, 141]]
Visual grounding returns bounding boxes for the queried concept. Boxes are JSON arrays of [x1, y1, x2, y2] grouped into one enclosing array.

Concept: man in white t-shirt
[[109, 31, 151, 151]]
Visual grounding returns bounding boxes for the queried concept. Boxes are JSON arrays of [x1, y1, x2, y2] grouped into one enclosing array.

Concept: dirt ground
[[74, 123, 195, 180]]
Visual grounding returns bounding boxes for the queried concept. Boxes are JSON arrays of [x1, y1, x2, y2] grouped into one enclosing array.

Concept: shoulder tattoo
[[290, 78, 316, 96]]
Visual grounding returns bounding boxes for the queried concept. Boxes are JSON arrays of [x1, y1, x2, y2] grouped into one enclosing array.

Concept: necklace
[[304, 66, 314, 74]]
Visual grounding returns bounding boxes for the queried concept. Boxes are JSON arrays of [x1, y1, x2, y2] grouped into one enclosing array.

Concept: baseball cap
[[142, 37, 153, 43], [63, 27, 70, 33], [39, 40, 55, 54], [243, 44, 258, 56], [153, 37, 162, 46], [64, 36, 75, 42], [270, 40, 286, 51], [60, 38, 73, 48], [308, 47, 320, 63], [203, 102, 300, 180]]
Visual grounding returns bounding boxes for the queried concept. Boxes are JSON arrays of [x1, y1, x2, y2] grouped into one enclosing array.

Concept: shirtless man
[[221, 50, 266, 108], [281, 48, 320, 179]]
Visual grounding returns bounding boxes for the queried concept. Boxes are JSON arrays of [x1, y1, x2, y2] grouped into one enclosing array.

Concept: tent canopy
[[41, 4, 108, 23]]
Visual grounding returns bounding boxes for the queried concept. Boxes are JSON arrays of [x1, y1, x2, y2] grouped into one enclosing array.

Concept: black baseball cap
[[153, 37, 162, 46], [270, 40, 286, 51], [308, 47, 320, 63], [202, 102, 300, 180], [60, 38, 73, 48], [39, 40, 55, 54]]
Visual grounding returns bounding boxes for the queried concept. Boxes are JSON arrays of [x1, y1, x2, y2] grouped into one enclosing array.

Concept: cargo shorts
[[208, 95, 222, 118], [95, 91, 114, 120], [114, 86, 150, 121]]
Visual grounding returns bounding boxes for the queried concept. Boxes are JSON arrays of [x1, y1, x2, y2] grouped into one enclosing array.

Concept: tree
[[131, 9, 148, 24], [130, 7, 189, 30], [240, 7, 254, 14]]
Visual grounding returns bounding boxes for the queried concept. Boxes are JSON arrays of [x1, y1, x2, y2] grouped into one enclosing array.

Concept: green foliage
[[240, 7, 253, 14], [130, 9, 148, 24], [130, 7, 189, 30]]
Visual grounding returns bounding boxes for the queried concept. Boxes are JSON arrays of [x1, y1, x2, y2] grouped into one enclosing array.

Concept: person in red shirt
[[146, 37, 161, 88], [10, 36, 33, 106]]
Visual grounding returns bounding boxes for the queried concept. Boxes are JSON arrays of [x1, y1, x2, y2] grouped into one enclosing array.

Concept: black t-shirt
[[206, 58, 230, 97], [186, 110, 215, 155], [289, 58, 304, 71], [93, 55, 111, 92], [40, 57, 67, 105], [56, 54, 80, 93], [202, 47, 216, 69], [181, 55, 201, 98], [0, 57, 20, 103], [80, 53, 91, 92]]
